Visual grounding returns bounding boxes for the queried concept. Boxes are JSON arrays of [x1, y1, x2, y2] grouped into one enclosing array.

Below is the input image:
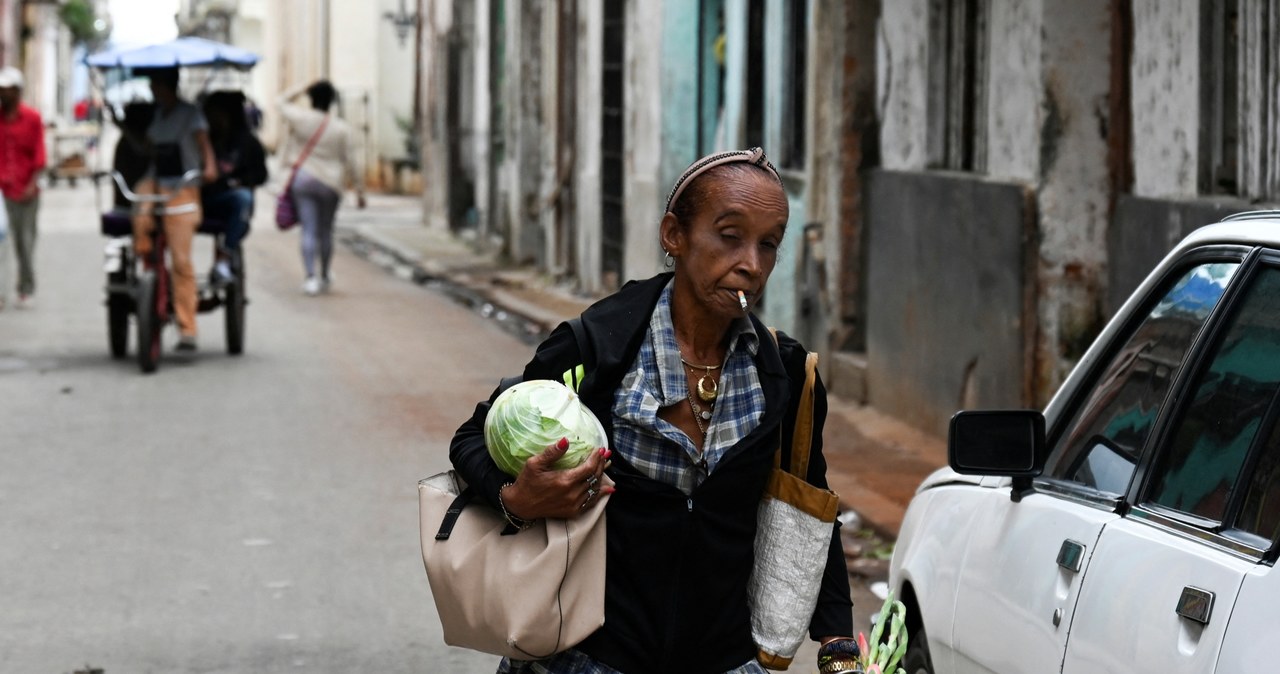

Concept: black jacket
[[450, 273, 853, 673], [203, 128, 268, 196]]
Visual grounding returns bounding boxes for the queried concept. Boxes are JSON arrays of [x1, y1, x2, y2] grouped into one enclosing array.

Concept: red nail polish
[[557, 437, 569, 450], [598, 447, 608, 457]]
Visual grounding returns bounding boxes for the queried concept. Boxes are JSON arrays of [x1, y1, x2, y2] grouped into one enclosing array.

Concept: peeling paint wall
[[1033, 0, 1114, 396], [1131, 0, 1200, 198], [471, 0, 492, 238], [986, 0, 1042, 183], [624, 0, 664, 283], [877, 0, 929, 170], [573, 0, 604, 294]]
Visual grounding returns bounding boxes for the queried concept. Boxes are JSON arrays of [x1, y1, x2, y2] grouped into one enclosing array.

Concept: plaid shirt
[[611, 280, 764, 494], [497, 281, 768, 674]]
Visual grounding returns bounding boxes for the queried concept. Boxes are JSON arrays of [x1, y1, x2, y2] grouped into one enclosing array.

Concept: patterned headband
[[664, 146, 783, 213]]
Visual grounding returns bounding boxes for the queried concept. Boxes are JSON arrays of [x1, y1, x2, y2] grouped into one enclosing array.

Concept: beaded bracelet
[[498, 483, 534, 531]]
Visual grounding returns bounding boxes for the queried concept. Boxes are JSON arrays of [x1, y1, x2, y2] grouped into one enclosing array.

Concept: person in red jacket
[[0, 66, 45, 310]]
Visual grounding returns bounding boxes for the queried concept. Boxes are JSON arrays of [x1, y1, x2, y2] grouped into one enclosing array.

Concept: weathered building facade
[[423, 0, 1280, 435]]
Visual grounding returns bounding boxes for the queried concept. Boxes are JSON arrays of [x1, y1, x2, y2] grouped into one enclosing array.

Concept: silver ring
[[586, 475, 599, 489], [585, 488, 597, 501]]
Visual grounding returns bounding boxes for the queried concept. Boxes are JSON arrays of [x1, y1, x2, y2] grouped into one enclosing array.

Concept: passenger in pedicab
[[200, 90, 267, 283], [130, 66, 217, 352]]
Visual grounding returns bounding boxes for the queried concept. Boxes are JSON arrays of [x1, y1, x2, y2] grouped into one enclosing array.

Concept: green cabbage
[[484, 379, 608, 476]]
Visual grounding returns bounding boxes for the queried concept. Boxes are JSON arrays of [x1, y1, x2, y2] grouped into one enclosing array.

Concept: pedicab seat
[[100, 209, 228, 237], [100, 209, 132, 237]]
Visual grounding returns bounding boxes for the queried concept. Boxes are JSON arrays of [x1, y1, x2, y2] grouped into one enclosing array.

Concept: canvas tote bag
[[749, 349, 841, 669], [419, 470, 612, 659]]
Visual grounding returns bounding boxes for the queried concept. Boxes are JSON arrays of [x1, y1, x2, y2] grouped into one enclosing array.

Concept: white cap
[[0, 66, 24, 89]]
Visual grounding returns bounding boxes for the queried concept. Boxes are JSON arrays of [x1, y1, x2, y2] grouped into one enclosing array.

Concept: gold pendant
[[697, 374, 718, 401]]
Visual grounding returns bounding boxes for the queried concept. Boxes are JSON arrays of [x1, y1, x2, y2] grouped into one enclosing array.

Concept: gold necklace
[[680, 356, 722, 402]]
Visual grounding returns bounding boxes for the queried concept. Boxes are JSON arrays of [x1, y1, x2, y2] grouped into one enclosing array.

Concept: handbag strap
[[286, 114, 330, 188], [434, 487, 474, 541], [767, 328, 819, 479]]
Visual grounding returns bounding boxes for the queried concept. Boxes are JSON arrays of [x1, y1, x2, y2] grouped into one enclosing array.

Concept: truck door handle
[[1176, 586, 1214, 625], [1056, 539, 1085, 573]]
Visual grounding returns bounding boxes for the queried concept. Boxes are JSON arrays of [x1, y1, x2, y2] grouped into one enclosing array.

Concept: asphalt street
[[0, 185, 508, 672]]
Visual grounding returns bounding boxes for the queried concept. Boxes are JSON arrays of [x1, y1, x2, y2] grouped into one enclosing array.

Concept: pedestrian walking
[[276, 80, 365, 296], [449, 148, 858, 674], [0, 66, 46, 311]]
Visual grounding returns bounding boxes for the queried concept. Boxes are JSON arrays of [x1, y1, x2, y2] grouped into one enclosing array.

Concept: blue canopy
[[86, 37, 259, 70]]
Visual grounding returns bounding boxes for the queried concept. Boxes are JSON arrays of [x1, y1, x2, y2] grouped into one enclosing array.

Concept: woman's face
[[662, 168, 789, 320]]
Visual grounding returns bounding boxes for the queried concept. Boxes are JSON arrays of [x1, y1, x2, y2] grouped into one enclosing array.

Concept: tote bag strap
[[766, 327, 818, 479], [286, 114, 330, 190]]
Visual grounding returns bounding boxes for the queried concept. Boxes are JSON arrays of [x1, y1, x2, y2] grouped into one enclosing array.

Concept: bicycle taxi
[[87, 38, 259, 373]]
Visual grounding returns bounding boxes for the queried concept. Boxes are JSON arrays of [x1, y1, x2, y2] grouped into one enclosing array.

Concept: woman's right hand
[[502, 438, 612, 520]]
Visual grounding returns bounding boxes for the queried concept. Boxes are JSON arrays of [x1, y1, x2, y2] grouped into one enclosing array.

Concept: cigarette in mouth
[[738, 291, 748, 311]]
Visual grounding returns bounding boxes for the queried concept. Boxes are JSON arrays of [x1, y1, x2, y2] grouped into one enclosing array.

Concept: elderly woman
[[450, 148, 856, 674]]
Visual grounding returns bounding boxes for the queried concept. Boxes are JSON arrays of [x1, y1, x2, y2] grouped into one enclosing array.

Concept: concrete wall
[[624, 0, 664, 283], [0, 0, 19, 68], [573, 0, 604, 293], [1108, 194, 1249, 314], [721, 0, 748, 150], [1131, 0, 1200, 198], [470, 0, 492, 237], [985, 0, 1041, 183], [866, 170, 1034, 435], [876, 0, 928, 171], [1032, 0, 1113, 396], [419, 0, 452, 228]]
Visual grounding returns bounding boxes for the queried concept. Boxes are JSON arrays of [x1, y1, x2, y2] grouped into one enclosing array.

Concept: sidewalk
[[338, 195, 948, 540]]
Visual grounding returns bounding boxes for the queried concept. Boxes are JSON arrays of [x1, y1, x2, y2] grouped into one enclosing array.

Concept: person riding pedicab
[[130, 66, 217, 352]]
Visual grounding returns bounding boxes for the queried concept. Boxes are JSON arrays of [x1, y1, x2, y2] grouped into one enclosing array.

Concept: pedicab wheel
[[135, 271, 162, 374], [107, 292, 130, 358], [224, 278, 245, 355]]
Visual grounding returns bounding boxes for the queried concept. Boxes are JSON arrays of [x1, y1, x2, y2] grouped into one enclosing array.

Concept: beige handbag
[[419, 470, 612, 660], [749, 350, 841, 670]]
